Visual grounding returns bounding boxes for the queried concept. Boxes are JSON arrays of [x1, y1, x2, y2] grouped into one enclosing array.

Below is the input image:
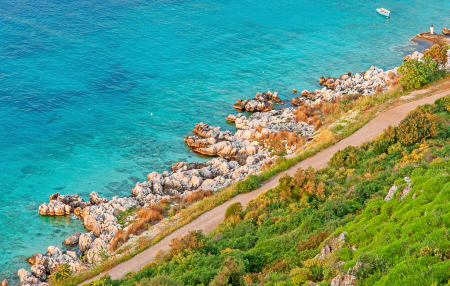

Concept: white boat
[[376, 8, 390, 17]]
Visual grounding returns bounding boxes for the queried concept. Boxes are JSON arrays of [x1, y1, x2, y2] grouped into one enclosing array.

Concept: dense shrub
[[236, 175, 261, 194], [395, 110, 440, 146], [209, 257, 245, 286], [168, 230, 205, 258], [183, 189, 213, 203], [434, 96, 450, 112], [329, 146, 361, 167], [298, 230, 331, 251], [398, 56, 438, 89], [225, 202, 243, 219], [355, 253, 389, 280], [137, 275, 182, 286]]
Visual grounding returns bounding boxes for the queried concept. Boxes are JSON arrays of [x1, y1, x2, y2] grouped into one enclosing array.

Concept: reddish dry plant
[[321, 102, 339, 114], [388, 71, 395, 79], [183, 189, 213, 203], [287, 132, 297, 147], [256, 124, 264, 133], [109, 230, 129, 252], [295, 111, 308, 122], [159, 197, 169, 205], [375, 85, 382, 93], [314, 120, 322, 131], [260, 133, 267, 141], [313, 101, 323, 110]]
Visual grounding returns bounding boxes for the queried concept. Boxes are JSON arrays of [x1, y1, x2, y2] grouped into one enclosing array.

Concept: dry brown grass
[[183, 189, 214, 203], [375, 86, 382, 93], [287, 132, 297, 147], [295, 111, 308, 122], [388, 71, 395, 79], [313, 101, 323, 110], [321, 102, 339, 114], [260, 133, 267, 141], [314, 120, 322, 131], [312, 128, 336, 145], [109, 230, 129, 252], [256, 124, 264, 133], [159, 197, 169, 205]]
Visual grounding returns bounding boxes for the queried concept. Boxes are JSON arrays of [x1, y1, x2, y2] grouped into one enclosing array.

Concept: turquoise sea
[[1, 0, 449, 282]]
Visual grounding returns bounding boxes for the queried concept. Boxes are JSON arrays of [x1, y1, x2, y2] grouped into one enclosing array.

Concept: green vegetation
[[225, 202, 243, 219], [115, 206, 138, 227], [85, 97, 450, 286], [398, 45, 449, 90], [398, 56, 439, 90], [57, 70, 450, 286], [49, 264, 72, 284]]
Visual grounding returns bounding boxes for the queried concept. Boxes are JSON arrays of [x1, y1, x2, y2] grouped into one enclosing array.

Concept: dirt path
[[81, 87, 450, 285]]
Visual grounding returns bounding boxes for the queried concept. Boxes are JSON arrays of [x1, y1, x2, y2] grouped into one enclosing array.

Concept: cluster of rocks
[[133, 156, 267, 203], [184, 122, 259, 158], [227, 108, 315, 139], [18, 246, 85, 286], [26, 192, 141, 285], [291, 67, 400, 106], [315, 232, 362, 286], [443, 28, 450, 35], [233, 91, 281, 112], [403, 51, 424, 62]]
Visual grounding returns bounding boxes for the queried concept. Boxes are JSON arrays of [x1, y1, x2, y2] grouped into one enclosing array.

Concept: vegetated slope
[[85, 96, 450, 286]]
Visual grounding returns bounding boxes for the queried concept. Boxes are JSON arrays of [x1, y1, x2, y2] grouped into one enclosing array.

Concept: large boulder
[[443, 28, 450, 35], [79, 232, 95, 252], [18, 269, 40, 285], [90, 191, 108, 205], [63, 232, 82, 245]]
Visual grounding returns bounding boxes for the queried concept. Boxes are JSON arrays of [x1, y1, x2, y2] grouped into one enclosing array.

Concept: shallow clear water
[[1, 0, 449, 281]]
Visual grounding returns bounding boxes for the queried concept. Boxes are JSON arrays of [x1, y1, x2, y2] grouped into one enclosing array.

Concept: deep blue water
[[1, 0, 449, 281]]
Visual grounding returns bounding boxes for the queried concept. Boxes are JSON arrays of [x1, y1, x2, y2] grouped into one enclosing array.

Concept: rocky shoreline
[[8, 39, 450, 286]]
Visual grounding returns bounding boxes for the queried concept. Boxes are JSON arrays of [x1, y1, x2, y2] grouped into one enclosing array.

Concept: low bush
[[235, 175, 261, 194], [49, 263, 72, 284], [168, 230, 205, 258], [225, 202, 243, 219], [209, 257, 245, 286], [137, 275, 183, 286]]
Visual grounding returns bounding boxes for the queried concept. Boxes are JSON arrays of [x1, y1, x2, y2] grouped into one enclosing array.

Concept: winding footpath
[[81, 86, 450, 285]]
